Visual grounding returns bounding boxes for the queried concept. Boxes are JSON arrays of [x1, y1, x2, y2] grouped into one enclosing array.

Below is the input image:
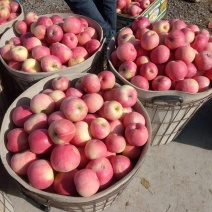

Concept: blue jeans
[[64, 0, 116, 44]]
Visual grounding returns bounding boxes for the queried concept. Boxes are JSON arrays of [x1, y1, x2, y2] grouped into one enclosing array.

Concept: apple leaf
[[140, 178, 150, 189]]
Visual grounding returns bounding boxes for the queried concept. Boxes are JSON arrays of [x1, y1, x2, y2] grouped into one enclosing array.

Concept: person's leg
[[94, 0, 117, 38], [64, 0, 113, 44]]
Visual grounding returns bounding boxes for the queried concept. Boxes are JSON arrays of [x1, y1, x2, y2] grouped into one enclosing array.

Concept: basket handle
[[20, 189, 51, 212], [151, 95, 183, 104]]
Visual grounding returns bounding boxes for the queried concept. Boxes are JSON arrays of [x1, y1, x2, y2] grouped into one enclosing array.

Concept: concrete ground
[[1, 98, 212, 212], [1, 0, 212, 211]]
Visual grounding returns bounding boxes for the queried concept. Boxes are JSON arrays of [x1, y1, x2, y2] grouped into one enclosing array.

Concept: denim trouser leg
[[63, 0, 116, 44]]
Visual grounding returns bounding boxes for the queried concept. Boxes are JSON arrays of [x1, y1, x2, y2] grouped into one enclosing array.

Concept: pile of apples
[[110, 17, 212, 93], [0, 12, 101, 73], [116, 0, 155, 17], [0, 0, 21, 25], [5, 70, 149, 197]]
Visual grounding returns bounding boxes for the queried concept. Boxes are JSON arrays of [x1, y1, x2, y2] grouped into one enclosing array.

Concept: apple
[[36, 15, 53, 28], [32, 24, 47, 40], [118, 61, 137, 80], [50, 14, 64, 25], [185, 62, 197, 78], [204, 42, 212, 53], [102, 100, 123, 121], [82, 93, 104, 113], [8, 60, 23, 70], [22, 35, 42, 52], [204, 67, 212, 80], [22, 58, 42, 73], [41, 55, 62, 72], [61, 97, 88, 122], [152, 19, 170, 34], [130, 75, 149, 90], [10, 1, 20, 13], [10, 150, 38, 175], [86, 157, 113, 189], [24, 113, 48, 134], [10, 46, 28, 62], [30, 93, 55, 114], [84, 26, 99, 40], [140, 0, 151, 9], [11, 105, 33, 127], [68, 56, 85, 67], [89, 117, 110, 139], [50, 42, 72, 64], [117, 33, 136, 46], [194, 51, 212, 72], [27, 159, 54, 190], [31, 45, 50, 62], [24, 12, 38, 26], [123, 142, 142, 158], [0, 3, 10, 22], [116, 42, 137, 62], [187, 24, 200, 33], [110, 119, 125, 135], [0, 44, 14, 61], [128, 4, 142, 17], [65, 87, 83, 98], [171, 20, 187, 30], [141, 30, 160, 51], [135, 55, 150, 67], [52, 76, 70, 91], [139, 61, 158, 81], [131, 16, 150, 32], [165, 60, 188, 81], [117, 27, 133, 40], [48, 90, 66, 109], [74, 169, 100, 197], [28, 129, 53, 154], [61, 32, 78, 49], [105, 133, 126, 153], [84, 139, 108, 160], [165, 29, 186, 50], [79, 17, 88, 30], [72, 46, 89, 60], [6, 128, 29, 153], [48, 118, 76, 145], [113, 85, 137, 107], [174, 46, 196, 63], [50, 144, 80, 172], [7, 37, 21, 46], [110, 50, 122, 68], [117, 0, 127, 10], [85, 39, 101, 55], [77, 30, 91, 46], [193, 76, 210, 92], [181, 27, 195, 43], [63, 16, 83, 34], [110, 155, 132, 180], [81, 73, 101, 93], [175, 78, 199, 93], [54, 170, 78, 196], [151, 75, 172, 91], [45, 24, 64, 44], [123, 111, 145, 127], [191, 33, 209, 52], [150, 44, 170, 64], [125, 122, 148, 146], [71, 121, 92, 147], [97, 70, 116, 90], [47, 111, 66, 125], [14, 20, 28, 35]]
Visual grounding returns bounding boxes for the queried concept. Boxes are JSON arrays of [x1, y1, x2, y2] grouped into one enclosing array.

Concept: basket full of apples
[[0, 70, 151, 211], [0, 0, 24, 35], [116, 0, 167, 31], [107, 17, 212, 146], [0, 12, 105, 90]]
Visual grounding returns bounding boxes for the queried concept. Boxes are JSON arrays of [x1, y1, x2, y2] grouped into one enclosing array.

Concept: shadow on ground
[[174, 98, 212, 150]]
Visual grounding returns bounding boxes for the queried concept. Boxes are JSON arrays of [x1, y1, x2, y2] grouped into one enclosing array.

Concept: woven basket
[[0, 72, 151, 212]]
